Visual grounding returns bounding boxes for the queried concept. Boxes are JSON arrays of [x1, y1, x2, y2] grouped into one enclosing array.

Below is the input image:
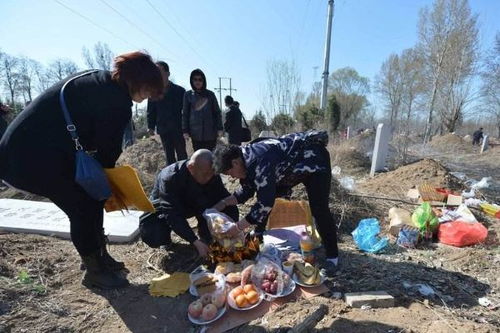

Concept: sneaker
[[320, 257, 339, 278]]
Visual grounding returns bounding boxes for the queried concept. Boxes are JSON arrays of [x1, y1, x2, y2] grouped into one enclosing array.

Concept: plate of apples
[[187, 291, 227, 325]]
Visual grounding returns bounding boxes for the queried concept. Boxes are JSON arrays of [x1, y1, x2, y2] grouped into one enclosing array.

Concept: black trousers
[[192, 140, 216, 152], [160, 133, 187, 165], [48, 182, 105, 256]]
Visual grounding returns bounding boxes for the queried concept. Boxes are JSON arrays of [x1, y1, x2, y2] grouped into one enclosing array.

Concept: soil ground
[[1, 134, 499, 333]]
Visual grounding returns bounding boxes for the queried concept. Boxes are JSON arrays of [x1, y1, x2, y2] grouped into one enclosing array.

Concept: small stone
[[344, 291, 395, 308]]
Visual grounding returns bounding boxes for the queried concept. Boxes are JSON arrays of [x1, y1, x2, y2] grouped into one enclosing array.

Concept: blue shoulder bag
[[59, 71, 112, 201]]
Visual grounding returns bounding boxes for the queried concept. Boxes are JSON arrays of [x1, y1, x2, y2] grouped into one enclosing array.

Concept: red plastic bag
[[438, 221, 488, 247]]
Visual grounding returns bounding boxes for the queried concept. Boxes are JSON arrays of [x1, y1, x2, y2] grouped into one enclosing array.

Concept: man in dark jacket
[[212, 131, 339, 274], [472, 128, 484, 146], [141, 149, 238, 257], [223, 95, 243, 145], [147, 61, 187, 165], [182, 69, 223, 152]]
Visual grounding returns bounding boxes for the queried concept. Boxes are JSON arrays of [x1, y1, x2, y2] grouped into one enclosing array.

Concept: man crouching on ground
[[140, 149, 239, 257], [212, 131, 339, 274]]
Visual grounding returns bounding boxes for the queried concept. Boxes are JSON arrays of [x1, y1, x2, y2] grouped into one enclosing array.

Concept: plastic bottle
[[300, 231, 315, 264]]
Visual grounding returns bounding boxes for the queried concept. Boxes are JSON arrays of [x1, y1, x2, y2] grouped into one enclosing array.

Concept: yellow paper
[[149, 272, 190, 297], [267, 199, 322, 246], [104, 165, 154, 213]]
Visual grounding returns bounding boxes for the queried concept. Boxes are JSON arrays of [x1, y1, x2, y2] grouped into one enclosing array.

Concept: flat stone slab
[[344, 291, 395, 308], [0, 199, 141, 243]]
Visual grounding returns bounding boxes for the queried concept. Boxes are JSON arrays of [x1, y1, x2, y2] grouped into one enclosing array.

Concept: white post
[[370, 123, 391, 177], [480, 135, 489, 154], [320, 0, 334, 110], [346, 126, 351, 140]]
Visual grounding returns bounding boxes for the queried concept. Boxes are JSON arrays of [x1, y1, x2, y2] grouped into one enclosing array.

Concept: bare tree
[[82, 42, 114, 70], [34, 62, 51, 93], [262, 59, 302, 126], [375, 54, 403, 127], [481, 32, 500, 137], [1, 53, 20, 105], [328, 67, 370, 128], [47, 59, 78, 84], [400, 48, 425, 161], [18, 57, 40, 102], [417, 0, 479, 141]]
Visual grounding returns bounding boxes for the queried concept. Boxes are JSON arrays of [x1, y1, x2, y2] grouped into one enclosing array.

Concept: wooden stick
[[288, 304, 328, 333]]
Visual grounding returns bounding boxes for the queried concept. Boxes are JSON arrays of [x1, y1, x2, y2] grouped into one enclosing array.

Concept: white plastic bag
[[203, 208, 245, 250]]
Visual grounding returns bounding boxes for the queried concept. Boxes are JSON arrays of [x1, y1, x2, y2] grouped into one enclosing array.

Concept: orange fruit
[[243, 284, 256, 293], [231, 286, 244, 299], [235, 294, 248, 308], [245, 290, 259, 305]]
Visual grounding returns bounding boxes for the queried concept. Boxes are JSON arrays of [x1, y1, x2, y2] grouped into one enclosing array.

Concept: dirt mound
[[117, 137, 165, 193], [329, 133, 374, 174], [358, 158, 464, 198], [429, 133, 472, 153]]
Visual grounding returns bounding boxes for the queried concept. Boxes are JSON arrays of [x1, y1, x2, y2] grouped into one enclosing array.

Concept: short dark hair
[[213, 144, 243, 173], [112, 51, 164, 99], [156, 61, 169, 73], [224, 95, 234, 105]]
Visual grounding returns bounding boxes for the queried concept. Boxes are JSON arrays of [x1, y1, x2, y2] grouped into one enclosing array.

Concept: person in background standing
[[0, 103, 10, 141], [122, 119, 135, 149], [147, 61, 187, 165], [223, 95, 243, 146], [182, 69, 223, 152], [472, 127, 484, 146]]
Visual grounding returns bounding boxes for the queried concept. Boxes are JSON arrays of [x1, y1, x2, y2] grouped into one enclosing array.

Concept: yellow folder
[[103, 165, 155, 213]]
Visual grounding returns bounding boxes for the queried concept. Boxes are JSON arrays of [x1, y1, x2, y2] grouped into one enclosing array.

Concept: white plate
[[262, 279, 296, 299], [292, 272, 326, 288], [227, 288, 264, 311], [189, 274, 226, 297], [187, 305, 227, 325]]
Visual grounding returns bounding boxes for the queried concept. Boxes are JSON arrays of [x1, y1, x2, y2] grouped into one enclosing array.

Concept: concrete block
[[344, 291, 395, 308], [0, 198, 141, 242]]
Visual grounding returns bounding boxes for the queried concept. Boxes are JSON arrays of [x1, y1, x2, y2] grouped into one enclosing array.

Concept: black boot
[[80, 234, 125, 271], [101, 234, 125, 271], [81, 251, 129, 290]]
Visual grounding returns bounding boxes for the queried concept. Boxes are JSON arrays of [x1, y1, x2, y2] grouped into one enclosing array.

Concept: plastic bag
[[256, 244, 283, 267], [251, 257, 285, 296], [397, 225, 420, 248], [438, 221, 488, 247], [189, 265, 226, 296], [352, 218, 388, 253], [204, 208, 245, 250], [411, 202, 439, 235]]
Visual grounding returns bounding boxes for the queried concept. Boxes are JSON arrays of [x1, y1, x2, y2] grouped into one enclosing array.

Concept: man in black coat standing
[[223, 95, 243, 145], [147, 61, 187, 165]]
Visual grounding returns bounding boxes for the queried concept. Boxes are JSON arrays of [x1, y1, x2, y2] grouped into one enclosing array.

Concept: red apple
[[211, 293, 226, 309], [201, 304, 218, 321], [188, 300, 203, 318], [200, 293, 212, 306]]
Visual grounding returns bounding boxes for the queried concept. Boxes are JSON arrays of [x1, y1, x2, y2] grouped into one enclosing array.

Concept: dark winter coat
[[147, 82, 186, 136], [0, 70, 132, 195], [224, 104, 243, 145], [182, 69, 222, 141]]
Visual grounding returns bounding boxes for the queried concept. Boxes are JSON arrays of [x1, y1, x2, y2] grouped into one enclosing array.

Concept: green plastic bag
[[411, 202, 439, 236]]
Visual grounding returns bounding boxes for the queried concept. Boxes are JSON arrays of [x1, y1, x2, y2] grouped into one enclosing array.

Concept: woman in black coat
[[0, 51, 163, 290]]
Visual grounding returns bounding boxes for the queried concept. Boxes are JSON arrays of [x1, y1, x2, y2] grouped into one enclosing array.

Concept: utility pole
[[320, 0, 334, 110], [214, 77, 237, 109]]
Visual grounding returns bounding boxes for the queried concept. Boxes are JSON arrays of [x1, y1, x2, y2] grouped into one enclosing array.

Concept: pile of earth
[[429, 133, 473, 153], [358, 158, 465, 199], [117, 137, 165, 193]]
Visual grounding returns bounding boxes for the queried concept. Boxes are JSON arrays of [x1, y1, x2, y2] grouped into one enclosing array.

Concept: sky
[[1, 0, 499, 119]]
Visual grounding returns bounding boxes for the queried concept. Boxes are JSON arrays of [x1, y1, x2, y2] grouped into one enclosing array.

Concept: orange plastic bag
[[438, 221, 488, 247]]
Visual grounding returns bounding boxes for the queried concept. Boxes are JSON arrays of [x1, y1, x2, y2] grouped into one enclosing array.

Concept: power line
[[145, 0, 217, 67], [98, 0, 176, 60], [53, 0, 139, 50]]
